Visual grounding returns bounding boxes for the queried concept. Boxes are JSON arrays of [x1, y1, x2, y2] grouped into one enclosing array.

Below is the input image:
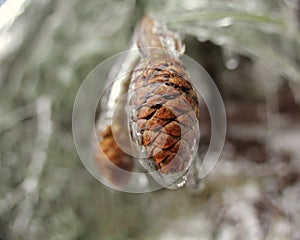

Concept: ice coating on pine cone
[[128, 56, 200, 186]]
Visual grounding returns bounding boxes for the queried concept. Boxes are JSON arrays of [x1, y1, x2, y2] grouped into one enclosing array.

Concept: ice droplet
[[222, 47, 240, 70], [217, 17, 233, 28]]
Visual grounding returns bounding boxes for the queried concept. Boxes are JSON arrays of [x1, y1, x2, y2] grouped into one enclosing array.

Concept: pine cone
[[129, 57, 200, 175], [94, 126, 134, 186]]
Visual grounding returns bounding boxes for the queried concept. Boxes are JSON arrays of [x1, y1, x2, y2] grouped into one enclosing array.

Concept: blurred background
[[1, 0, 300, 239]]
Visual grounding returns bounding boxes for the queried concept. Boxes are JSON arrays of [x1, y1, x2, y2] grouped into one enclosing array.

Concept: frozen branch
[[0, 96, 52, 236]]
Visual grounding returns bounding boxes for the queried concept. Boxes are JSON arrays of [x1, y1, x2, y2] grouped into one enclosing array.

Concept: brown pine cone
[[94, 126, 134, 186], [129, 57, 200, 176]]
